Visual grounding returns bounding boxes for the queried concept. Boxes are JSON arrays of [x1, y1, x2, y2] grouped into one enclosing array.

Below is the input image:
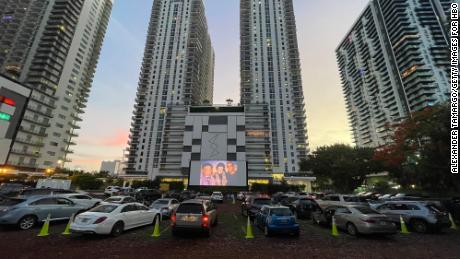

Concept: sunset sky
[[69, 0, 369, 171]]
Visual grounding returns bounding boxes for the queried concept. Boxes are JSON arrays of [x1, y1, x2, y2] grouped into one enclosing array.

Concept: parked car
[[316, 194, 368, 208], [18, 188, 77, 197], [290, 197, 321, 220], [134, 189, 162, 206], [241, 196, 272, 219], [119, 187, 135, 196], [171, 199, 218, 237], [70, 203, 161, 236], [0, 183, 30, 197], [150, 198, 180, 218], [179, 190, 195, 201], [0, 195, 87, 230], [104, 186, 121, 196], [102, 196, 136, 205], [255, 205, 299, 237], [196, 195, 212, 201], [375, 201, 451, 233], [58, 193, 102, 210], [211, 192, 224, 203], [333, 205, 397, 236]]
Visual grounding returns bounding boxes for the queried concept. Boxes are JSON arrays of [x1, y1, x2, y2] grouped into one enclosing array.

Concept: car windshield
[[270, 208, 292, 216], [0, 197, 25, 206], [105, 197, 122, 202], [355, 207, 380, 214], [254, 199, 271, 205], [154, 200, 169, 205], [90, 205, 118, 213], [176, 204, 203, 214]]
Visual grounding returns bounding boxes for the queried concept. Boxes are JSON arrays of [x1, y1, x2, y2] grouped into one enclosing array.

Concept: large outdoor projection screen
[[189, 161, 247, 187]]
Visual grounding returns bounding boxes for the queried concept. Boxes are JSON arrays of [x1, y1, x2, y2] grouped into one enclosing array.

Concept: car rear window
[[176, 204, 203, 214], [270, 208, 292, 216], [154, 200, 169, 205], [90, 205, 118, 213], [354, 207, 380, 214]]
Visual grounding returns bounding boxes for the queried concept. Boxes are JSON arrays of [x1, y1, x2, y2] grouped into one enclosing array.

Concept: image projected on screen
[[190, 160, 246, 187]]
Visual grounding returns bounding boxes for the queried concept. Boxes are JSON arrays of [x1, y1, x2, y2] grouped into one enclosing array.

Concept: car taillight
[[202, 214, 209, 227], [94, 216, 107, 224], [361, 218, 376, 224], [171, 214, 176, 226]]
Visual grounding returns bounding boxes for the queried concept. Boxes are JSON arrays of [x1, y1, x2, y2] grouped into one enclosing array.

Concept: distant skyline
[[70, 0, 369, 171]]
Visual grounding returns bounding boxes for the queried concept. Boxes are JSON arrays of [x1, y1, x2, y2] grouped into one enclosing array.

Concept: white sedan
[[70, 202, 161, 236]]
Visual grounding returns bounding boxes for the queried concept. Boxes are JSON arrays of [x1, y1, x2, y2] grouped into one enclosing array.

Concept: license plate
[[81, 218, 89, 223], [182, 215, 197, 222], [379, 221, 388, 226]]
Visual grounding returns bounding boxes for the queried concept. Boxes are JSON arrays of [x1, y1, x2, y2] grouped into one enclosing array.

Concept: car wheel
[[264, 226, 271, 237], [411, 219, 428, 233], [18, 215, 37, 230], [347, 223, 358, 236], [111, 221, 124, 237]]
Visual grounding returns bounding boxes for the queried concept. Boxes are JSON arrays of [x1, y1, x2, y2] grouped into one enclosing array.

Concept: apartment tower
[[0, 0, 113, 170], [125, 0, 214, 179], [336, 0, 451, 147], [240, 0, 309, 175]]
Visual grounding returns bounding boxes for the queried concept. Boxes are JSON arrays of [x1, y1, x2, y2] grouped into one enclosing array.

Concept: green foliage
[[251, 183, 305, 194], [300, 144, 383, 193], [71, 173, 103, 190], [371, 181, 391, 194], [374, 104, 459, 194], [168, 182, 185, 191]]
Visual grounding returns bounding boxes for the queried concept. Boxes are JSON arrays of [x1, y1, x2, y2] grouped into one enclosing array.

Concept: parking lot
[[1, 201, 459, 259]]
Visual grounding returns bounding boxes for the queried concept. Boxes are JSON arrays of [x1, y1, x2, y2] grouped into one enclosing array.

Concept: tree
[[374, 104, 459, 194], [71, 174, 103, 190], [300, 144, 383, 193]]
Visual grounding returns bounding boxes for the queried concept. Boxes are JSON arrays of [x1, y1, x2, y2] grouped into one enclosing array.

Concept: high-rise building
[[125, 0, 214, 179], [240, 0, 309, 175], [0, 0, 113, 171], [336, 0, 451, 147], [100, 160, 122, 176]]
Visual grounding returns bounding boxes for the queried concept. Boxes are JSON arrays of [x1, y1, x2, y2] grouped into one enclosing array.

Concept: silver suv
[[375, 201, 451, 233], [172, 199, 218, 237]]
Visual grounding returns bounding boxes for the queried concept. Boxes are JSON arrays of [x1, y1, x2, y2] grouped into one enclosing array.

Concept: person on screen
[[214, 163, 228, 186], [200, 163, 214, 186], [226, 161, 238, 186]]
